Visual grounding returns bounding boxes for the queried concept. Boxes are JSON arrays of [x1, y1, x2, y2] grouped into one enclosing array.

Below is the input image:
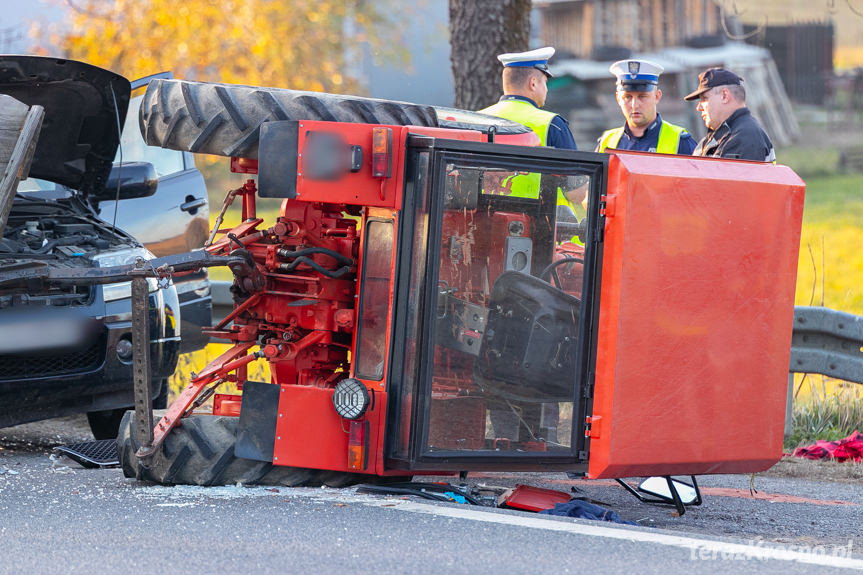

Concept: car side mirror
[[93, 161, 158, 201]]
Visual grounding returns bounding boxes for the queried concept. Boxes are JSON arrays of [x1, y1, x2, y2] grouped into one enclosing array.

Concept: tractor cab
[[382, 136, 604, 474]]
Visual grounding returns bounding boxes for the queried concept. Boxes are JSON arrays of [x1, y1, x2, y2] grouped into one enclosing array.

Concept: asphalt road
[[1, 417, 861, 574]]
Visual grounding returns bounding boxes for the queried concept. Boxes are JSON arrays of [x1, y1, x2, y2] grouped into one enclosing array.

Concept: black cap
[[684, 68, 743, 101]]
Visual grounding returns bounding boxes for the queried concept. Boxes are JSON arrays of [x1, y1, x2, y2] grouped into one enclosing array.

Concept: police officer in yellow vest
[[597, 59, 697, 155], [479, 47, 581, 207], [480, 46, 577, 150]]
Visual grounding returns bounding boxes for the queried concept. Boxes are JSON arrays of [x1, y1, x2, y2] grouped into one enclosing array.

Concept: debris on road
[[793, 431, 863, 462], [539, 499, 638, 525]]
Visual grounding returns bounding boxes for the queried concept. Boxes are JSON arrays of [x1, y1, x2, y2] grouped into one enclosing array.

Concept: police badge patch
[[628, 61, 640, 76]]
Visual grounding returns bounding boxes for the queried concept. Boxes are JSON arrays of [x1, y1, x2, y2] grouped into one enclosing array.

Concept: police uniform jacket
[[596, 114, 696, 155], [480, 95, 577, 150], [694, 107, 775, 162]]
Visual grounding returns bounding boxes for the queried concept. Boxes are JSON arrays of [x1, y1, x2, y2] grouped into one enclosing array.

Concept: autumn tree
[[33, 0, 406, 94], [449, 0, 532, 110]]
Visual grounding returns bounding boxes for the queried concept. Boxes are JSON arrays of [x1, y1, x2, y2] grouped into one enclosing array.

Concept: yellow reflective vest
[[597, 121, 687, 154], [479, 98, 557, 146], [479, 98, 572, 207]]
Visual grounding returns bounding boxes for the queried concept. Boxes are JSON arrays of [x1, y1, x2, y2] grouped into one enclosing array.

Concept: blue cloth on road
[[539, 499, 639, 525]]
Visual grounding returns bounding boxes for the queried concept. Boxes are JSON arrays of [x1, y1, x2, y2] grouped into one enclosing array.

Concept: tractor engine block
[[213, 200, 359, 389]]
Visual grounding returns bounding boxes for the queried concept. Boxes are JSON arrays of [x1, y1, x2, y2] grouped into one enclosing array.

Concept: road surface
[[0, 417, 860, 574]]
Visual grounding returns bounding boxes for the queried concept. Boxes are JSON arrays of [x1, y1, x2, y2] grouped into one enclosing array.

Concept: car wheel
[[86, 378, 170, 439], [86, 408, 127, 440], [152, 378, 169, 409]]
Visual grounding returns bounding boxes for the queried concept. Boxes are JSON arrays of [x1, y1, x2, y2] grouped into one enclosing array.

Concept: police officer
[[597, 59, 696, 155], [479, 48, 576, 442], [684, 67, 775, 162], [479, 46, 577, 150]]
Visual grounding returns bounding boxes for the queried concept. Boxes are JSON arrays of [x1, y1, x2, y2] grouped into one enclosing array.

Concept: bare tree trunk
[[449, 0, 532, 110]]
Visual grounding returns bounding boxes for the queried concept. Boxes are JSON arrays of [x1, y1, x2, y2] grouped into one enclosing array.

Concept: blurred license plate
[[0, 310, 98, 353]]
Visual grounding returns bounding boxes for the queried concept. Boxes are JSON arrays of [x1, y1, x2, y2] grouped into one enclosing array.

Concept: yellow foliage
[[34, 0, 406, 94], [170, 343, 271, 403]]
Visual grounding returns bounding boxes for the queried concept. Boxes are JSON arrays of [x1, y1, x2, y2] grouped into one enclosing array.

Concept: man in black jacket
[[685, 68, 775, 162]]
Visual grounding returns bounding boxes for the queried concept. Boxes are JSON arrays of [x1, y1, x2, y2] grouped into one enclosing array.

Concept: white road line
[[326, 492, 863, 570], [134, 485, 863, 570]]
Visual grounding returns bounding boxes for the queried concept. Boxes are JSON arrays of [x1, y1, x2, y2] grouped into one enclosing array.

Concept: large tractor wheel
[[139, 79, 438, 159], [117, 411, 365, 487], [139, 79, 529, 159]]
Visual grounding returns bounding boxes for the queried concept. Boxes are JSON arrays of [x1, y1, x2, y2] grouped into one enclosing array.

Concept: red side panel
[[588, 152, 805, 479], [292, 122, 485, 210], [272, 385, 386, 474]]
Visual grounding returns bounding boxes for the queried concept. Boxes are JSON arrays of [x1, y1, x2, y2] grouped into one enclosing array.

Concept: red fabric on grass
[[792, 431, 863, 463]]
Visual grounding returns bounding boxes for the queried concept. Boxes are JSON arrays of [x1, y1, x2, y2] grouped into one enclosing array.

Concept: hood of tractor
[[0, 55, 130, 195]]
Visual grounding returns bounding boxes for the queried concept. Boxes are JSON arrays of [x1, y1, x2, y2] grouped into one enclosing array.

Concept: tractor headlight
[[94, 247, 158, 302], [332, 378, 371, 420]]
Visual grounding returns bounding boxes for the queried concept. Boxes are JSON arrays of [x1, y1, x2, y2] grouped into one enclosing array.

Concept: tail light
[[348, 420, 369, 470], [371, 127, 392, 178]]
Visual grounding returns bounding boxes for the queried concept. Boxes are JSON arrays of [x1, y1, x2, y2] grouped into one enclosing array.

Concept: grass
[[794, 174, 863, 313], [784, 125, 863, 452], [786, 375, 863, 447]]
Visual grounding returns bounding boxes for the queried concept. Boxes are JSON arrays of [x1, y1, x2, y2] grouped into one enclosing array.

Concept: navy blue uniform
[[597, 114, 697, 155], [495, 95, 578, 150], [693, 107, 775, 162]]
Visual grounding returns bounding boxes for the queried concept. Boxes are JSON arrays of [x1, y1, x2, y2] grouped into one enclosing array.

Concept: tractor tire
[[118, 411, 366, 487], [139, 79, 438, 159], [139, 79, 530, 159]]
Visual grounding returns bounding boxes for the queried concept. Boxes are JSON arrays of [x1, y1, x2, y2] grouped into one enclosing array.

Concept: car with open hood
[[0, 56, 211, 438]]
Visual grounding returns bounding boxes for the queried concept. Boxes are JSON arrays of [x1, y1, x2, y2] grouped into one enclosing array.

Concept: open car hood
[[0, 56, 130, 194]]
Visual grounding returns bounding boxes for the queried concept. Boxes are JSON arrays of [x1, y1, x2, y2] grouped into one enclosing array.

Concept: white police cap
[[609, 59, 664, 92], [497, 46, 555, 78]]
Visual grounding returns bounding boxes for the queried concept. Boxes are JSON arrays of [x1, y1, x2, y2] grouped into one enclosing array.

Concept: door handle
[[180, 198, 207, 213]]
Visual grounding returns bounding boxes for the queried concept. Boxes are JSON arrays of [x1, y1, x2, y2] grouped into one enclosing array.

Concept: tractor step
[[54, 439, 119, 468]]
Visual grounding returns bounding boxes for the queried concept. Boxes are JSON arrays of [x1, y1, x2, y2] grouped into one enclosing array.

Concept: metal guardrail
[[789, 306, 863, 383], [212, 282, 863, 434], [786, 306, 863, 436]]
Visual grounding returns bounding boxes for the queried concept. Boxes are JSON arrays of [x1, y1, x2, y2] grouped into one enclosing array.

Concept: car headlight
[[93, 247, 159, 302]]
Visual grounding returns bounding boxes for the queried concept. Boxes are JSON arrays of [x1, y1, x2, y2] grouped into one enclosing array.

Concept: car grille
[[0, 335, 106, 380]]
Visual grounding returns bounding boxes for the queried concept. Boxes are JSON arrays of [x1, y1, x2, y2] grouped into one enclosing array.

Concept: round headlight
[[332, 378, 370, 420]]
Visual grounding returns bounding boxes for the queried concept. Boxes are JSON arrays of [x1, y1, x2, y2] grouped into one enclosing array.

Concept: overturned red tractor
[[117, 79, 805, 493]]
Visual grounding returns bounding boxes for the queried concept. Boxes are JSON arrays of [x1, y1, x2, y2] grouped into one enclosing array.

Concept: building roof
[[549, 42, 770, 81], [551, 54, 685, 81], [658, 42, 771, 69]]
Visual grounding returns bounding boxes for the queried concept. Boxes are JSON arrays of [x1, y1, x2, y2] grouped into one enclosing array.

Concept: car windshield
[[15, 177, 69, 199], [115, 95, 184, 177], [17, 93, 184, 198]]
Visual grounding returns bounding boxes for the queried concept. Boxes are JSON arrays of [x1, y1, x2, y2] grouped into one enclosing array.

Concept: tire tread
[[117, 412, 378, 488]]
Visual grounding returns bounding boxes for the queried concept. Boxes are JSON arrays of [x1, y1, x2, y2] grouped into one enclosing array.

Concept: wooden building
[[535, 0, 799, 148], [536, 0, 724, 59]]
